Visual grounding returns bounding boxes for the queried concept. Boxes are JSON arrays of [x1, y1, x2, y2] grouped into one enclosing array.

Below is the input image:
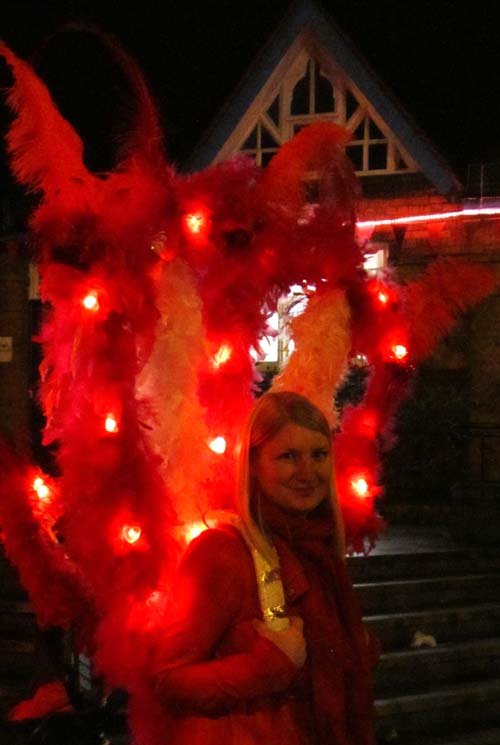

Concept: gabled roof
[[184, 0, 461, 197]]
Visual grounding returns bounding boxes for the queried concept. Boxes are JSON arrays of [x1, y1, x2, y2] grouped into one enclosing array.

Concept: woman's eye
[[313, 450, 329, 460], [277, 451, 295, 461]]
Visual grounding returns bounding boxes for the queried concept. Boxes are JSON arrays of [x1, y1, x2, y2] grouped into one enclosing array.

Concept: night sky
[[1, 0, 500, 182]]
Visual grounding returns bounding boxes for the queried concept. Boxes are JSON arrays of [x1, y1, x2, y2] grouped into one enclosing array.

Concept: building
[[1, 0, 499, 540]]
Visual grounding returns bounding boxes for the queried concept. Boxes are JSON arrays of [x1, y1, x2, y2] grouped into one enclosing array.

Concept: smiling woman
[[251, 421, 332, 515], [152, 391, 379, 745]]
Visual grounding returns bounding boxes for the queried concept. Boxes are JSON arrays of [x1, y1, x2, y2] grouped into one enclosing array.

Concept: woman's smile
[[251, 423, 332, 514]]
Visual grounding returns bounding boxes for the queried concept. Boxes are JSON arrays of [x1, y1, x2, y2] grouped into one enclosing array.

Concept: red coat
[[152, 525, 376, 745]]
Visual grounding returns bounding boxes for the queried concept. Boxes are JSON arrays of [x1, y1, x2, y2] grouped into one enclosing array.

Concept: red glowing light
[[357, 205, 500, 230], [37, 484, 50, 501], [185, 212, 208, 235], [208, 436, 226, 454], [122, 525, 142, 544], [32, 476, 50, 501], [391, 344, 408, 361], [351, 477, 369, 498], [185, 522, 208, 543], [213, 344, 232, 368], [82, 292, 99, 311], [104, 414, 119, 433]]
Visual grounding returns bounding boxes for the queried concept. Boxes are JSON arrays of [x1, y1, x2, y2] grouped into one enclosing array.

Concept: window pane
[[346, 90, 359, 119], [368, 119, 384, 139], [291, 65, 311, 115], [346, 144, 364, 171], [260, 123, 280, 148], [266, 95, 280, 126], [368, 143, 387, 170], [353, 121, 365, 140], [242, 127, 258, 149], [314, 67, 335, 113]]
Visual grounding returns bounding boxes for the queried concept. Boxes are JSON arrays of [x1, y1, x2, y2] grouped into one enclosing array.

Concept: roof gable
[[185, 0, 461, 197]]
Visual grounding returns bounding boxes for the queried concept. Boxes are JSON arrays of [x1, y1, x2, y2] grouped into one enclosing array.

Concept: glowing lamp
[[351, 477, 369, 498], [377, 291, 389, 305], [82, 292, 99, 311], [33, 477, 44, 491], [209, 436, 226, 454], [391, 344, 408, 362], [213, 344, 232, 368], [36, 484, 50, 501], [122, 525, 142, 544], [185, 522, 208, 543], [185, 212, 208, 235], [104, 414, 119, 433]]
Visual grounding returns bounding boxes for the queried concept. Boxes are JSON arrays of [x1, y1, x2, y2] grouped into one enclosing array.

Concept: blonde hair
[[236, 391, 346, 562]]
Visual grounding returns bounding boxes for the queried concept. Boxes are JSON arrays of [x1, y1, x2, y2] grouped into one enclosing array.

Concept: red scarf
[[260, 498, 377, 745]]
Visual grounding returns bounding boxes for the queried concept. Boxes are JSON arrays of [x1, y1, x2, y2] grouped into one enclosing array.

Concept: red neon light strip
[[357, 206, 500, 229]]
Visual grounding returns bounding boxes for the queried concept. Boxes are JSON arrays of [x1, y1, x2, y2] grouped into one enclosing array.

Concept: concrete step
[[0, 639, 35, 676], [375, 678, 500, 742], [348, 549, 500, 584], [366, 602, 500, 651], [356, 573, 500, 614], [396, 727, 500, 745], [0, 573, 28, 600], [375, 637, 500, 696], [0, 600, 36, 637]]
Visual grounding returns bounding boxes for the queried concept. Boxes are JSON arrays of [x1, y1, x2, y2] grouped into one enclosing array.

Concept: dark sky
[[1, 0, 499, 182]]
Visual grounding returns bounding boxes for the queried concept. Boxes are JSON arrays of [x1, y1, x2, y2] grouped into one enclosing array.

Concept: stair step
[[376, 678, 500, 740], [402, 727, 500, 745], [0, 639, 35, 675], [0, 575, 29, 600], [348, 550, 500, 583], [366, 602, 500, 650], [375, 637, 500, 695], [0, 600, 37, 638], [356, 573, 500, 614]]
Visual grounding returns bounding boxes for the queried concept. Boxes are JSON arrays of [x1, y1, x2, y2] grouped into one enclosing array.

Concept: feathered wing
[[271, 287, 352, 428], [403, 258, 499, 361], [0, 42, 93, 194]]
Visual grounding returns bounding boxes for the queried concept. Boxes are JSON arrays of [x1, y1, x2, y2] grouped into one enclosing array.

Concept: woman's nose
[[295, 457, 316, 481]]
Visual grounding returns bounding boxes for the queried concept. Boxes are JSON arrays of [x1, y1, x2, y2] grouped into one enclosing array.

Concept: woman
[[152, 391, 379, 744]]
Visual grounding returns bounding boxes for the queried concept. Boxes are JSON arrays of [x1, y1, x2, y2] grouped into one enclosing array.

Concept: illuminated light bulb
[[351, 353, 369, 368], [185, 212, 207, 235], [213, 344, 232, 368], [392, 344, 408, 361], [33, 477, 44, 491], [105, 414, 119, 433], [186, 522, 207, 543], [209, 436, 226, 454], [83, 292, 99, 311], [352, 477, 369, 497], [122, 525, 142, 544], [36, 484, 50, 501], [377, 291, 389, 305]]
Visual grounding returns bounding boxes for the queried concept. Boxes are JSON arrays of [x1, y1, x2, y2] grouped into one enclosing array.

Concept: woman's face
[[251, 422, 332, 515]]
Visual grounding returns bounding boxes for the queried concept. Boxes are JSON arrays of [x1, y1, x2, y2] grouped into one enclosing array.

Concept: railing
[[466, 162, 500, 199]]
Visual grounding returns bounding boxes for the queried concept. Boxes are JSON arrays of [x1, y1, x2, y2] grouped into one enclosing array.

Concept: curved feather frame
[[0, 39, 499, 745]]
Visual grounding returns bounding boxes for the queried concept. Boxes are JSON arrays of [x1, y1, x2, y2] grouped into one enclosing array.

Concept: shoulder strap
[[218, 516, 290, 631]]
